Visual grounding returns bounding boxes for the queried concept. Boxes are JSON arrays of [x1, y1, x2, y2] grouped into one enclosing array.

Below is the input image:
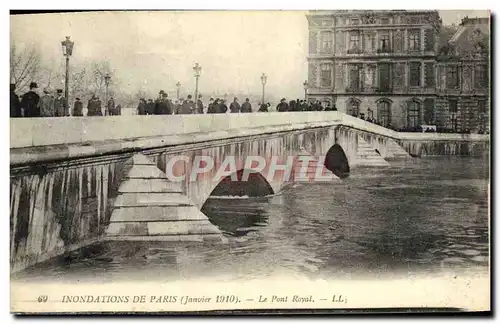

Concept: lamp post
[[260, 73, 267, 104], [193, 63, 202, 105], [61, 36, 74, 102], [176, 81, 181, 100], [303, 80, 308, 101], [104, 73, 111, 116]]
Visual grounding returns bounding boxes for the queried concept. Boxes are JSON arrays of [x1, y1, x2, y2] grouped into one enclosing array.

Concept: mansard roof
[[438, 16, 490, 60]]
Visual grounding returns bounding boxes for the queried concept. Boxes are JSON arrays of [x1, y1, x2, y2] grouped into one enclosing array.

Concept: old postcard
[[9, 9, 490, 314]]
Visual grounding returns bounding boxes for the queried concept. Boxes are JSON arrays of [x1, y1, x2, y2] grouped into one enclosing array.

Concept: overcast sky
[[10, 10, 489, 100]]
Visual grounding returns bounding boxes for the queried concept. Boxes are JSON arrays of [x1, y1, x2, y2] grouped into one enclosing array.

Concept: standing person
[[137, 99, 146, 115], [87, 94, 102, 116], [53, 89, 69, 117], [324, 102, 334, 111], [258, 102, 268, 112], [207, 98, 216, 114], [155, 91, 173, 115], [107, 96, 116, 116], [10, 84, 21, 118], [288, 99, 296, 112], [218, 99, 228, 114], [229, 97, 240, 113], [146, 99, 155, 115], [115, 104, 122, 116], [95, 96, 102, 116], [196, 94, 204, 114], [39, 87, 55, 117], [73, 97, 83, 116], [241, 98, 252, 113], [177, 95, 193, 114], [21, 82, 40, 117], [276, 98, 289, 112]]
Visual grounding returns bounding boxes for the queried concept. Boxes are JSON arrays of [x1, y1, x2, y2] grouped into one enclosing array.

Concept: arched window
[[347, 98, 360, 116], [407, 100, 421, 128], [377, 100, 391, 127]]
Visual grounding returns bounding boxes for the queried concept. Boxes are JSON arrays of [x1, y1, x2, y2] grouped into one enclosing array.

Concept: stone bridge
[[9, 112, 489, 272]]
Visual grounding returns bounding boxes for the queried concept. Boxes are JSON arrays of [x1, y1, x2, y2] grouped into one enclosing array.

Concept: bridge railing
[[10, 112, 344, 149]]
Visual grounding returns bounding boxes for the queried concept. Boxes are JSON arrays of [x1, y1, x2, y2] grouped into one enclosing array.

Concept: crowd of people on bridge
[[10, 82, 122, 118], [135, 91, 340, 116]]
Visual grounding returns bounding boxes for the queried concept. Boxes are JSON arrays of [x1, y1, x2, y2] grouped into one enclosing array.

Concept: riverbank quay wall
[[10, 113, 489, 272]]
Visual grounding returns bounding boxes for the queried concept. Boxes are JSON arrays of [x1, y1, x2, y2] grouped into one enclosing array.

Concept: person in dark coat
[[115, 104, 122, 116], [229, 97, 241, 113], [241, 98, 252, 113], [39, 87, 54, 117], [177, 95, 194, 114], [276, 98, 289, 112], [196, 95, 204, 114], [207, 98, 216, 114], [137, 99, 147, 115], [146, 99, 155, 115], [107, 96, 116, 115], [87, 94, 102, 116], [324, 102, 334, 111], [21, 82, 40, 117], [155, 91, 173, 115], [72, 97, 83, 116], [258, 102, 268, 112], [217, 99, 228, 114], [53, 89, 69, 117], [289, 99, 297, 111], [10, 83, 21, 117]]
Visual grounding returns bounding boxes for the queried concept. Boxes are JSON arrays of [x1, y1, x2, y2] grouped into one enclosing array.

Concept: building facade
[[306, 10, 490, 132]]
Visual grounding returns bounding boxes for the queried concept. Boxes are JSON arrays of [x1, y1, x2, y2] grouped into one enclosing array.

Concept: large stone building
[[306, 10, 490, 132]]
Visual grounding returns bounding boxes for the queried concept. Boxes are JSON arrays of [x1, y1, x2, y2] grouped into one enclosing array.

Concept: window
[[409, 62, 421, 87], [365, 65, 375, 87], [320, 63, 332, 87], [377, 100, 391, 127], [448, 99, 458, 113], [321, 31, 333, 53], [379, 33, 390, 52], [348, 64, 361, 91], [381, 18, 390, 25], [409, 30, 420, 51], [407, 100, 421, 127], [349, 32, 360, 52], [424, 62, 435, 88], [378, 63, 391, 91], [347, 99, 360, 116], [446, 66, 459, 89], [364, 33, 375, 53], [423, 98, 435, 124], [478, 100, 486, 114], [475, 65, 487, 88]]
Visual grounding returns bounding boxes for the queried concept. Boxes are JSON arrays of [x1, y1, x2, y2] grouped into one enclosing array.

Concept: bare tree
[[70, 67, 87, 101], [87, 60, 113, 98], [10, 43, 41, 93]]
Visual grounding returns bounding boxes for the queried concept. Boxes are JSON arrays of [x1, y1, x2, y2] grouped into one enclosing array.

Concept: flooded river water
[[14, 156, 489, 283]]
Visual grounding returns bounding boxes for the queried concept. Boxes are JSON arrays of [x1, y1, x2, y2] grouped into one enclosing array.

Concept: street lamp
[[260, 73, 267, 104], [176, 81, 181, 100], [193, 63, 202, 105], [61, 36, 74, 102], [104, 73, 111, 116], [303, 80, 308, 101]]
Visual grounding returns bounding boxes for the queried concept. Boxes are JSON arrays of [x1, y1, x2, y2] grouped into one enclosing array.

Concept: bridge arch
[[324, 144, 350, 178], [205, 169, 275, 201]]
